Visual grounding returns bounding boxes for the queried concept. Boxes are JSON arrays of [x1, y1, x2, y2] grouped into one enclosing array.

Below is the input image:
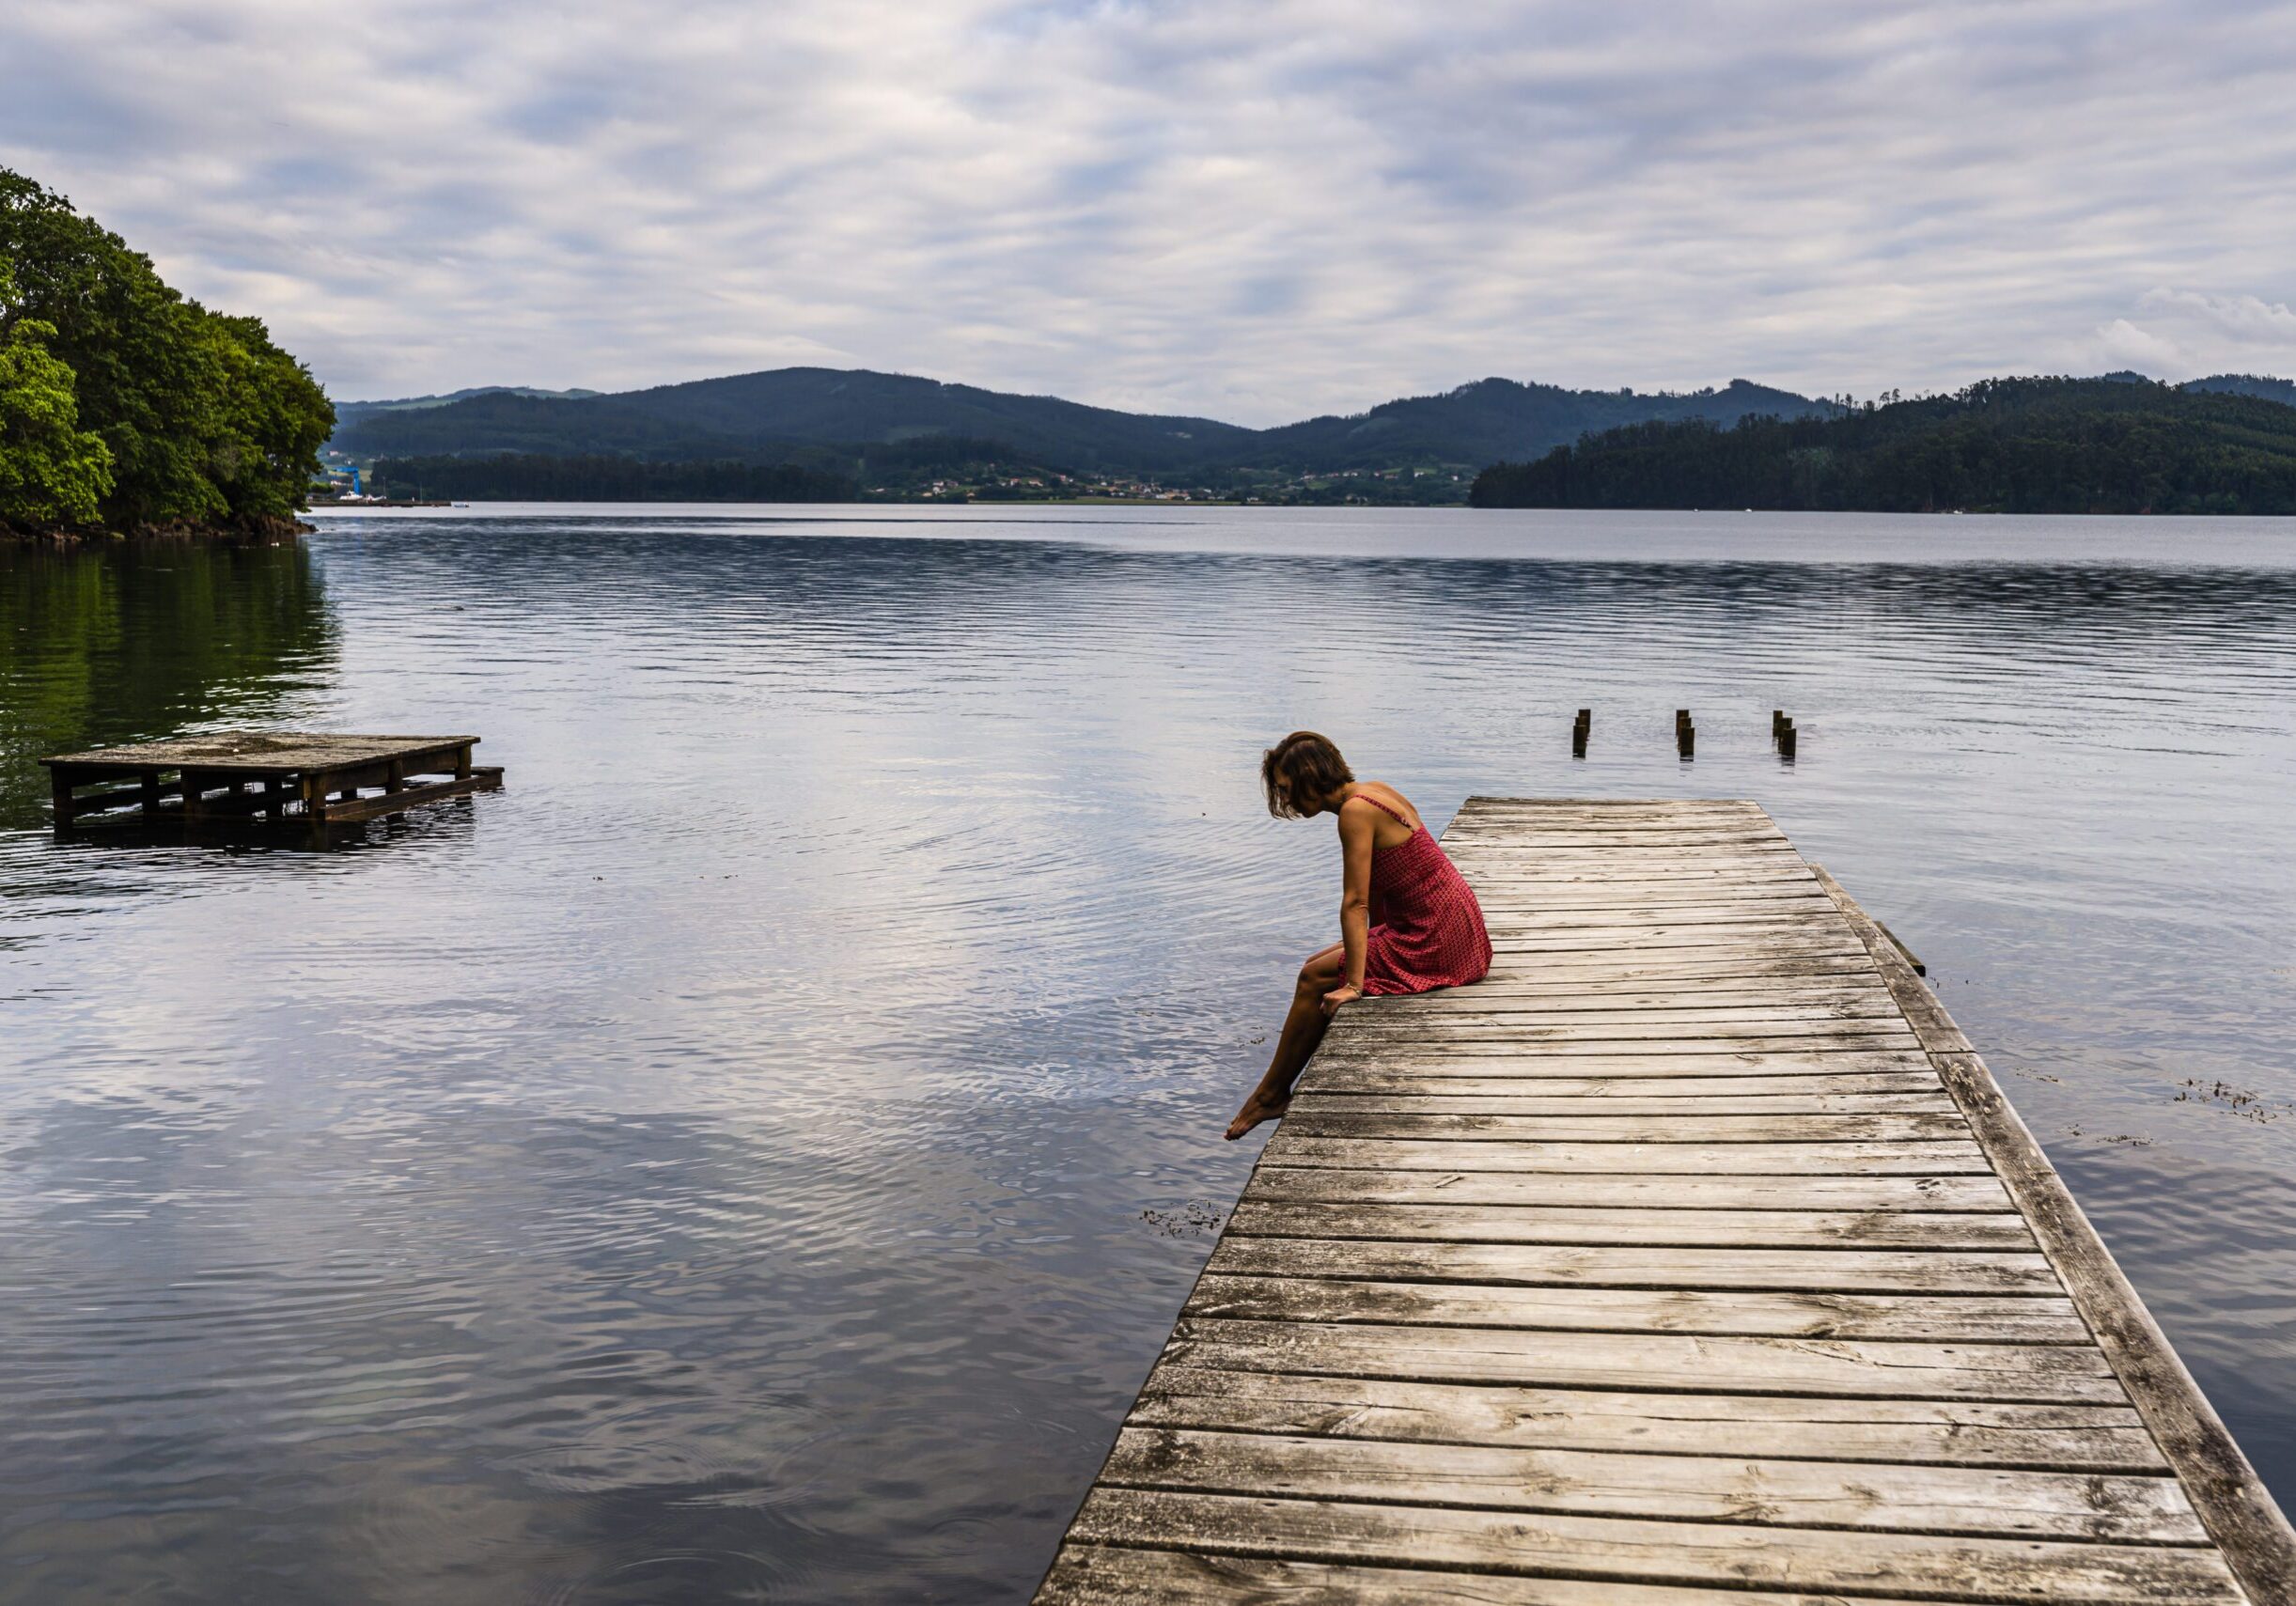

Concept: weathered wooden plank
[[1101, 1427, 2203, 1542], [1480, 919, 1858, 944], [1489, 935, 1872, 959], [1293, 1090, 1957, 1115], [1249, 1167, 2015, 1213], [1473, 953, 1880, 980], [1343, 1004, 1914, 1029], [1225, 1200, 2033, 1249], [1274, 1111, 1970, 1143], [1264, 1136, 1996, 1174], [1304, 1050, 1937, 1076], [1333, 1018, 1925, 1042], [1444, 874, 1826, 894], [1453, 882, 1827, 901], [1302, 1070, 1946, 1098], [1168, 1318, 2123, 1401], [1462, 872, 1829, 892], [1185, 1275, 2083, 1340], [1363, 987, 1901, 1013], [1131, 1366, 2171, 1470], [1206, 1238, 2060, 1294], [1037, 1547, 1967, 1606], [316, 770, 500, 823], [1316, 1035, 1927, 1059], [1404, 980, 1899, 1007], [1465, 904, 1851, 927], [1063, 1490, 2243, 1602]]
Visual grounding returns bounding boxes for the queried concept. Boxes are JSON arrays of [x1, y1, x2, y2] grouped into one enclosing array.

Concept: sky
[[4, 0, 2294, 424]]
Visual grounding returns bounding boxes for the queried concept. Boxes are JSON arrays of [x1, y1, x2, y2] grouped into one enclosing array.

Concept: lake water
[[4, 505, 2294, 1604]]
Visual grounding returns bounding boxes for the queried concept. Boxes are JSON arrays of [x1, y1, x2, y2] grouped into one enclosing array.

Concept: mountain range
[[327, 369, 1834, 478], [328, 366, 2296, 486]]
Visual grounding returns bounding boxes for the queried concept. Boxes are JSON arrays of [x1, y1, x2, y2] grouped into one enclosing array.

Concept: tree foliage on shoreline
[[1, 168, 334, 536], [372, 453, 857, 503], [1469, 378, 2296, 514]]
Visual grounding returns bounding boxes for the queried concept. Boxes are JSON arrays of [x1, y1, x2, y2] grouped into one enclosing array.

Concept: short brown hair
[[1262, 731, 1354, 818]]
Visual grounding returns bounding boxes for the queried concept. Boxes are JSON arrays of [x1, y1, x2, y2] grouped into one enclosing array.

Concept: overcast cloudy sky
[[5, 0, 2293, 422]]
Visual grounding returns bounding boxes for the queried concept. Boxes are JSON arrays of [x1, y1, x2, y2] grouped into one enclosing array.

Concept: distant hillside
[[335, 367, 1253, 474], [1470, 377, 2296, 514], [330, 385, 602, 439], [328, 366, 1830, 479], [1236, 378, 1832, 471], [602, 367, 1254, 473], [2183, 373, 2296, 408], [331, 391, 764, 460]]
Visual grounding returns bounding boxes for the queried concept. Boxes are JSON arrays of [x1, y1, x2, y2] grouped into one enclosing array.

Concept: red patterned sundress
[[1350, 793, 1493, 995]]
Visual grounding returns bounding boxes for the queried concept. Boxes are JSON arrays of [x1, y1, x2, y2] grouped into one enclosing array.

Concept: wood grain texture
[[1131, 1366, 2171, 1470], [1038, 1547, 1969, 1606], [1249, 1167, 2016, 1212], [1261, 1135, 1998, 1173], [1100, 1427, 2205, 1541], [1224, 1199, 2035, 1248], [1030, 802, 2281, 1606], [1164, 1318, 2127, 1402], [1064, 1489, 2243, 1602], [1183, 1274, 2085, 1340], [1203, 1238, 2063, 1293], [1815, 864, 2296, 1606]]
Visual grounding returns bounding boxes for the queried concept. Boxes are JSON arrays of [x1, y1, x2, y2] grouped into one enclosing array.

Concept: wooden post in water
[[1675, 709, 1695, 759], [49, 767, 78, 836], [1570, 708, 1590, 759], [1779, 717, 1798, 761]]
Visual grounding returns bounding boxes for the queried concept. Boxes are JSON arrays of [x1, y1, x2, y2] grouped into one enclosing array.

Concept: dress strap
[[1348, 791, 1411, 826]]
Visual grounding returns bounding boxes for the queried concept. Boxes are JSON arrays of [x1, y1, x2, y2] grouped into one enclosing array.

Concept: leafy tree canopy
[[1, 168, 333, 534], [0, 260, 114, 527]]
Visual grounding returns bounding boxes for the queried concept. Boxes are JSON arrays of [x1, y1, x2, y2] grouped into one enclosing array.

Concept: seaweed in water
[[1139, 1201, 1226, 1238], [2172, 1078, 2286, 1124]]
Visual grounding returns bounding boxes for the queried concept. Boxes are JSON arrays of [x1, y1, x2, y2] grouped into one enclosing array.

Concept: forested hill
[[1232, 378, 1828, 472], [2, 169, 332, 537], [328, 367, 1832, 478], [337, 369, 1256, 475], [1469, 378, 2296, 515]]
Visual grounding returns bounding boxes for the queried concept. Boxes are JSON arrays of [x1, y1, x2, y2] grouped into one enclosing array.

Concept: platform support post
[[50, 767, 77, 835]]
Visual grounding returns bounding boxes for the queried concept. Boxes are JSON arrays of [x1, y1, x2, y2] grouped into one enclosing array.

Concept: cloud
[[4, 0, 2294, 420], [2078, 290, 2296, 381]]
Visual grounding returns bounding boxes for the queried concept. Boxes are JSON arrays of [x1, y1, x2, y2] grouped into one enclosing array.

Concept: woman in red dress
[[1226, 731, 1493, 1140]]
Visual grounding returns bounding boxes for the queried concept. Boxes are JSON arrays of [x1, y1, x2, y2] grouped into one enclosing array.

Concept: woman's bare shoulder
[[1358, 780, 1422, 821]]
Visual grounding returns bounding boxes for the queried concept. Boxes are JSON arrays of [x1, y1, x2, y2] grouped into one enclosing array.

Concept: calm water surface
[[4, 506, 2294, 1603]]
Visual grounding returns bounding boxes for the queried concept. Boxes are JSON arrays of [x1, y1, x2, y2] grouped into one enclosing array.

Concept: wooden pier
[[40, 732, 502, 836], [1037, 798, 2295, 1605]]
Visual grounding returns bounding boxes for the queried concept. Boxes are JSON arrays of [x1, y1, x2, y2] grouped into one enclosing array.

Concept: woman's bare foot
[[1225, 1093, 1289, 1141]]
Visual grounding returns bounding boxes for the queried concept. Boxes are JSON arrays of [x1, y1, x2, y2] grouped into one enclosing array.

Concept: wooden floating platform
[[39, 731, 502, 836], [1036, 798, 2295, 1606]]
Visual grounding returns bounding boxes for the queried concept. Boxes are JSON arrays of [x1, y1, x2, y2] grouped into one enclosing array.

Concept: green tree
[[1, 167, 332, 533], [0, 262, 114, 529]]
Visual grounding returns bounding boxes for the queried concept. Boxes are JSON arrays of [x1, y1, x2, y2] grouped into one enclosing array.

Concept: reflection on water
[[2, 507, 2294, 1604], [0, 540, 336, 831]]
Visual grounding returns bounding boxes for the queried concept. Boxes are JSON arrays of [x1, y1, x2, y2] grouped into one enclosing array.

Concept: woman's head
[[1261, 731, 1354, 818]]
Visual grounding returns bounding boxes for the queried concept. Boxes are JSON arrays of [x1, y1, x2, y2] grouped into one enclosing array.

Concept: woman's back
[[1342, 786, 1492, 995]]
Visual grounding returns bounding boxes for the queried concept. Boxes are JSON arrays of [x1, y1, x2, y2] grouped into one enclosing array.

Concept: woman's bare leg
[[1226, 943, 1347, 1141]]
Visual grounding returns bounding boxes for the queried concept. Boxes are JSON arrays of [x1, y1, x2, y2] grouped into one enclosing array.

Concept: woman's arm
[[1331, 801, 1375, 1010]]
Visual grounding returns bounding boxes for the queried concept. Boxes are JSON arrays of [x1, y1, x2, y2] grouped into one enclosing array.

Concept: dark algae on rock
[[1, 168, 333, 541]]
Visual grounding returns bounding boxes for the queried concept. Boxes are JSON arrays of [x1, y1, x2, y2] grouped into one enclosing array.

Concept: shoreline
[[4, 515, 313, 546]]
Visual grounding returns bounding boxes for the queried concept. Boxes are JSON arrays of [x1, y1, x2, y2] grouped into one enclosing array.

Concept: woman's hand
[[1320, 983, 1362, 1017]]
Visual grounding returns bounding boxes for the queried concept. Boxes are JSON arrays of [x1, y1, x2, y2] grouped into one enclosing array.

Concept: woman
[[1226, 732, 1493, 1140]]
